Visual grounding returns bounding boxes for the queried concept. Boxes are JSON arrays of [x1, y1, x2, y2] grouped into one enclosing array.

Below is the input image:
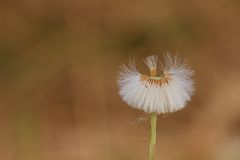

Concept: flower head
[[118, 54, 194, 114]]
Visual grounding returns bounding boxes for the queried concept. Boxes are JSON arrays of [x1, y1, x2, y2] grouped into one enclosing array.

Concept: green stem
[[149, 112, 157, 160]]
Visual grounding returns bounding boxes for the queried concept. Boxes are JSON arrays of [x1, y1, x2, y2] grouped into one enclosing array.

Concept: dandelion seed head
[[118, 53, 194, 114]]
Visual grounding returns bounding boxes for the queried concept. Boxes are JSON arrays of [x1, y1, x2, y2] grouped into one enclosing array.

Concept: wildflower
[[118, 53, 194, 160]]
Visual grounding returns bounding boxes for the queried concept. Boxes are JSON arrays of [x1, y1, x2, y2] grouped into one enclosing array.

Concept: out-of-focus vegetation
[[0, 0, 240, 160]]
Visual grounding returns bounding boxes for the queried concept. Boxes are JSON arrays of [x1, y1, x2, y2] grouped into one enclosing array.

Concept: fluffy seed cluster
[[118, 54, 194, 114]]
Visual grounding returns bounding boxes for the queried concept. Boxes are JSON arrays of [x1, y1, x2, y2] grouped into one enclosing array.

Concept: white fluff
[[118, 54, 194, 114]]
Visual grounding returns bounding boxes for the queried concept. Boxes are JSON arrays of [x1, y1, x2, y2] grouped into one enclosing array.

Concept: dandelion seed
[[118, 54, 194, 114]]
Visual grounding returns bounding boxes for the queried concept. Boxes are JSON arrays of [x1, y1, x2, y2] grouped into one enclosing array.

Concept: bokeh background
[[1, 0, 240, 160]]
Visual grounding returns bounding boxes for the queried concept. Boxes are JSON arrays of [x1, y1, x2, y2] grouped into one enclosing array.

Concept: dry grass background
[[0, 0, 240, 160]]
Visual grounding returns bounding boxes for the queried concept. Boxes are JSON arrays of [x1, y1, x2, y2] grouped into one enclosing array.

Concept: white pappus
[[118, 54, 194, 114]]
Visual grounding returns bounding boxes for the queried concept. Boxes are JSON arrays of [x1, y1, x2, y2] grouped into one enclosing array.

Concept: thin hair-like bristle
[[144, 55, 158, 70]]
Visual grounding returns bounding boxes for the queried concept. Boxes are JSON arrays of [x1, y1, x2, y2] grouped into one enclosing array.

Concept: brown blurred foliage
[[0, 0, 240, 160]]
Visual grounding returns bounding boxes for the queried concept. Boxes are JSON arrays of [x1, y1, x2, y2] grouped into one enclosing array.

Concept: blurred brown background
[[0, 0, 240, 160]]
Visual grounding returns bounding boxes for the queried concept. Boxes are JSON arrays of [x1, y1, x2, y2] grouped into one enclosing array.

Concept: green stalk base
[[148, 112, 157, 160]]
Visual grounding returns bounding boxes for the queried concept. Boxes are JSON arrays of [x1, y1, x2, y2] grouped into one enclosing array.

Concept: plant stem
[[149, 112, 157, 160]]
